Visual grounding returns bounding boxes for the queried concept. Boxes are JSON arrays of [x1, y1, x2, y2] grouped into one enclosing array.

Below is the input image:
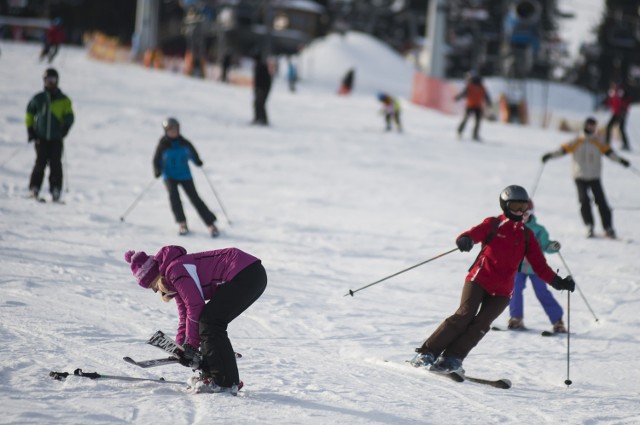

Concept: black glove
[[154, 170, 161, 178], [27, 127, 36, 143], [456, 236, 474, 252], [542, 153, 552, 163], [195, 160, 203, 167], [179, 343, 201, 369], [550, 275, 575, 292], [619, 158, 630, 167]]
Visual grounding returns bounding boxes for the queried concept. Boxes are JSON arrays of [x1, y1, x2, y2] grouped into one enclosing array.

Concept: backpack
[[468, 217, 529, 272]]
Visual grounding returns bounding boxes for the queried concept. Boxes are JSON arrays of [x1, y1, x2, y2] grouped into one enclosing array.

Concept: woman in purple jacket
[[125, 245, 267, 393]]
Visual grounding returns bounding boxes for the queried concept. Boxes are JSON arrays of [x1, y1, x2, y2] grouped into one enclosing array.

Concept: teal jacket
[[519, 215, 559, 275], [26, 88, 74, 141]]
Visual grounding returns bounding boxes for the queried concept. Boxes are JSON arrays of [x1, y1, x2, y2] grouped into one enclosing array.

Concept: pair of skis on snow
[[50, 331, 241, 386]]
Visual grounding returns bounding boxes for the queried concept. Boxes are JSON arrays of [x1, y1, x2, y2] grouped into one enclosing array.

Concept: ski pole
[[49, 368, 183, 385], [557, 250, 599, 322], [63, 148, 69, 193], [345, 247, 459, 297], [529, 162, 545, 198], [0, 145, 24, 169], [564, 290, 572, 386], [629, 165, 640, 178], [200, 168, 232, 226], [119, 177, 157, 222]]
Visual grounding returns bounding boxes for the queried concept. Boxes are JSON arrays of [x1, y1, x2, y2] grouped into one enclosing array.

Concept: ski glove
[[456, 236, 474, 252], [619, 158, 630, 167], [194, 160, 203, 167], [550, 275, 575, 292], [541, 153, 552, 163], [179, 343, 201, 370], [547, 240, 561, 252], [27, 127, 36, 143]]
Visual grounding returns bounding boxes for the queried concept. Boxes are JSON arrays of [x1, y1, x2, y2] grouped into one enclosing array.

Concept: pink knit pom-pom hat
[[124, 250, 159, 288]]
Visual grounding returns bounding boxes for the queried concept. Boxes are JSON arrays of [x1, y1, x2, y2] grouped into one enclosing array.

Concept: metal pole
[[345, 248, 459, 297], [557, 250, 599, 322], [201, 168, 232, 226]]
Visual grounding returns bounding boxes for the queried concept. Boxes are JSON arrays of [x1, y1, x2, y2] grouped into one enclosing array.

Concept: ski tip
[[495, 379, 512, 389]]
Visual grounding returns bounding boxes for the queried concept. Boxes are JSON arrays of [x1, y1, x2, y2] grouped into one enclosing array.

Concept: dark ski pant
[[605, 113, 629, 149], [199, 261, 267, 386], [574, 178, 612, 230], [164, 179, 216, 226], [253, 88, 270, 125], [510, 272, 563, 324], [457, 107, 483, 139], [418, 281, 509, 361], [29, 139, 63, 194], [385, 112, 402, 132]]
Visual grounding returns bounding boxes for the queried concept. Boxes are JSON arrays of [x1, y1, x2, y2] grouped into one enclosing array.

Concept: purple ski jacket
[[153, 245, 260, 347]]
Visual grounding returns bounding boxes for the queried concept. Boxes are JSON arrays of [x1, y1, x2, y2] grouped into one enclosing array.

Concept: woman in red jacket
[[410, 185, 575, 374]]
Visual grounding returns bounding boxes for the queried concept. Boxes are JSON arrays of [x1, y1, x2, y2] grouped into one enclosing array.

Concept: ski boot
[[409, 351, 436, 368]]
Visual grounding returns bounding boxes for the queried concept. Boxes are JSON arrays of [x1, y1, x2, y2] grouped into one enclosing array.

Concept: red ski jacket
[[458, 215, 558, 297]]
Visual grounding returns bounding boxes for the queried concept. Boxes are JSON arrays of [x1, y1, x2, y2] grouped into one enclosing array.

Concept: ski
[[49, 368, 183, 385], [464, 375, 512, 389], [123, 356, 180, 368], [147, 330, 186, 358], [145, 330, 242, 363], [493, 326, 561, 337], [404, 360, 511, 389], [428, 368, 511, 389]]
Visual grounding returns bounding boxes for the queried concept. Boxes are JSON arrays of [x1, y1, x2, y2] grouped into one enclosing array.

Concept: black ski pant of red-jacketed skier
[[198, 261, 267, 387], [417, 281, 509, 360]]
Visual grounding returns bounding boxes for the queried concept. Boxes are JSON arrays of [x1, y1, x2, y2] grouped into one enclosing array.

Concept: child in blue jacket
[[508, 199, 566, 333], [153, 117, 218, 237]]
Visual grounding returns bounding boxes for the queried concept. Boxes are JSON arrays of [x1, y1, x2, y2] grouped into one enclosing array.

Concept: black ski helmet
[[499, 185, 529, 221], [584, 116, 597, 135], [162, 117, 179, 132], [43, 68, 58, 82]]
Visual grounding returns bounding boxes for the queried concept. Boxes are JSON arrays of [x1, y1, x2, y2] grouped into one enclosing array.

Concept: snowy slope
[[1, 40, 640, 425]]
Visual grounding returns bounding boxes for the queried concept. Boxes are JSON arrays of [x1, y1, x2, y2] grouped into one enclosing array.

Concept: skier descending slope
[[410, 185, 575, 375]]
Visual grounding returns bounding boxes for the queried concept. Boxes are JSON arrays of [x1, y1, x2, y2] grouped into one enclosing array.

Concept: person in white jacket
[[541, 117, 630, 238]]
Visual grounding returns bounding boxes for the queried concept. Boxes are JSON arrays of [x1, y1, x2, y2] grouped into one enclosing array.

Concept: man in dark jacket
[[26, 68, 74, 202], [252, 54, 272, 126]]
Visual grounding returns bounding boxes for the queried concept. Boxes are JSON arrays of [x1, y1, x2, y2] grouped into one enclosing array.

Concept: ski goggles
[[507, 201, 529, 212], [43, 76, 58, 84]]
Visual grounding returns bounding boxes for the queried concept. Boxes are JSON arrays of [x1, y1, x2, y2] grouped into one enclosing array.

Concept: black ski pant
[[164, 179, 216, 226], [457, 107, 483, 138], [199, 261, 267, 386], [574, 178, 612, 230], [605, 113, 629, 149], [29, 139, 63, 194], [418, 281, 509, 361], [253, 88, 270, 125]]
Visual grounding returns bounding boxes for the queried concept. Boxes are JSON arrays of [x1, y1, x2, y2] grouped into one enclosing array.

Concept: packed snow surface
[[1, 37, 639, 425]]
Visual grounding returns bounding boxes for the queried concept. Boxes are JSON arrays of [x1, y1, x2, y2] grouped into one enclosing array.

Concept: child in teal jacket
[[508, 200, 566, 333]]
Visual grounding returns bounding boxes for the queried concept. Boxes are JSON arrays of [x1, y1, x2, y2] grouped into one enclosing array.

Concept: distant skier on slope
[[409, 185, 574, 375], [377, 92, 402, 132], [454, 73, 492, 141], [541, 116, 631, 239], [26, 67, 74, 202], [124, 246, 267, 394], [153, 117, 219, 237]]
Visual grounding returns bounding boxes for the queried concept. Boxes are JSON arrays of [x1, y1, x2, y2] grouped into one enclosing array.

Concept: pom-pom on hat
[[124, 250, 159, 288]]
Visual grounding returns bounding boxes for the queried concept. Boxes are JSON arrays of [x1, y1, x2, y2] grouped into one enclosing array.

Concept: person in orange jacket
[[455, 74, 492, 141]]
